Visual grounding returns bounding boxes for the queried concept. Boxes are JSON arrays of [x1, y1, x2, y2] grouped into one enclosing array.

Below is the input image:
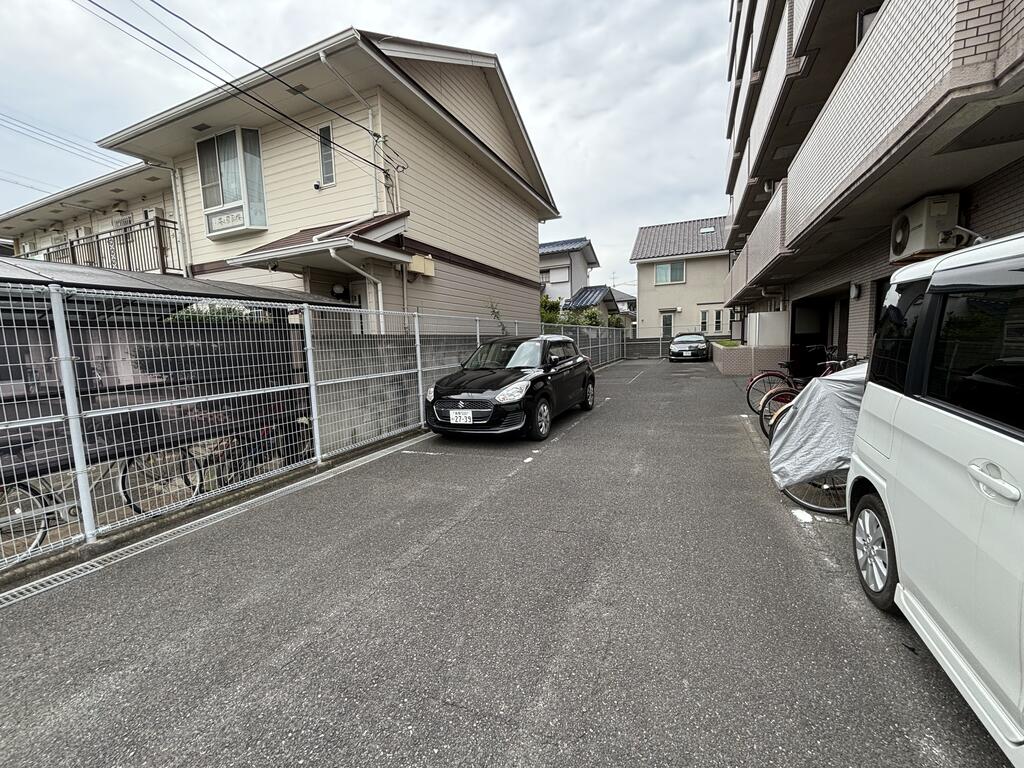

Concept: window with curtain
[[196, 127, 267, 236], [700, 310, 708, 332], [655, 261, 685, 284]]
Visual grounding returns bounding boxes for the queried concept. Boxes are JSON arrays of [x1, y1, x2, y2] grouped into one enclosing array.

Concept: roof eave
[[97, 29, 363, 150], [629, 249, 730, 265]]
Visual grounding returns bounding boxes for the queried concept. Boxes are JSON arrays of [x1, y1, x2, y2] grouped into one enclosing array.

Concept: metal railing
[[16, 218, 182, 274], [0, 284, 625, 571]]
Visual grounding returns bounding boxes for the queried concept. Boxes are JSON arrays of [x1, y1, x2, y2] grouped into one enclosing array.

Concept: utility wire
[[0, 168, 61, 190], [0, 113, 124, 167], [126, 0, 237, 79], [0, 175, 58, 194], [0, 118, 125, 170], [144, 0, 411, 174], [79, 0, 389, 178]]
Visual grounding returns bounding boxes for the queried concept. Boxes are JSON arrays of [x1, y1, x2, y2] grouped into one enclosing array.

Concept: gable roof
[[539, 237, 599, 267], [97, 28, 557, 219], [237, 212, 408, 257], [629, 216, 729, 262], [563, 284, 617, 312], [610, 287, 636, 302]]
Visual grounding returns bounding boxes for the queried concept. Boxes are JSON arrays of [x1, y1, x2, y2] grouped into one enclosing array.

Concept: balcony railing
[[748, 0, 790, 171], [17, 218, 182, 274], [724, 179, 788, 305], [785, 0, 956, 246]]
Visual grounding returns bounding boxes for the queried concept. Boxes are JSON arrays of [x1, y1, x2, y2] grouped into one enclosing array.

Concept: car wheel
[[526, 397, 552, 441], [853, 493, 899, 613], [580, 379, 595, 411]]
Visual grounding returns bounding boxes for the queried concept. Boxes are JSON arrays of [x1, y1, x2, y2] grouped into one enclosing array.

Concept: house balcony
[[16, 218, 182, 274], [784, 0, 1024, 261], [725, 179, 789, 306]]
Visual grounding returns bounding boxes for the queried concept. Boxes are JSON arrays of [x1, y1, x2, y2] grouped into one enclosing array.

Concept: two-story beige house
[[630, 216, 731, 338], [0, 29, 558, 320]]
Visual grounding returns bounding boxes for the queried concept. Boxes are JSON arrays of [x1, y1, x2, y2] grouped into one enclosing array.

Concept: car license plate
[[449, 409, 473, 424], [682, 351, 692, 356]]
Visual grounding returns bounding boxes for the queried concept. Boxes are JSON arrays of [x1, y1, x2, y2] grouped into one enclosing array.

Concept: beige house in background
[[630, 216, 731, 338], [0, 28, 558, 320]]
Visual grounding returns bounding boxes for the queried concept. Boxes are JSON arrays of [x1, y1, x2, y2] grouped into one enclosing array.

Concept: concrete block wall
[[712, 343, 791, 376]]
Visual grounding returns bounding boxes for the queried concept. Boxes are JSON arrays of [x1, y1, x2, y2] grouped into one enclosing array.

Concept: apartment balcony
[[16, 218, 182, 274], [725, 180, 789, 306], [750, 0, 787, 72], [784, 0, 1024, 261]]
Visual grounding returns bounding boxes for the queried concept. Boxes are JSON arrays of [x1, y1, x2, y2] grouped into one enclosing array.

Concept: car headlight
[[495, 381, 530, 403], [698, 343, 708, 349], [426, 385, 435, 402]]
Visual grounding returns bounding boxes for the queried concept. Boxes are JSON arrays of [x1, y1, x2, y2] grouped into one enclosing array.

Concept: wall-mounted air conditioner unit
[[143, 207, 164, 221], [889, 194, 961, 263], [74, 226, 93, 239]]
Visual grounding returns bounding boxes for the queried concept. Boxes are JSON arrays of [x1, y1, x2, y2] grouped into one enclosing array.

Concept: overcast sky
[[0, 0, 729, 291]]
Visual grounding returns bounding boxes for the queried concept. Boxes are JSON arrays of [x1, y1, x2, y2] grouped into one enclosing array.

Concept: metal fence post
[[475, 317, 481, 346], [414, 312, 425, 427], [47, 284, 98, 543], [514, 320, 519, 334], [301, 304, 323, 465]]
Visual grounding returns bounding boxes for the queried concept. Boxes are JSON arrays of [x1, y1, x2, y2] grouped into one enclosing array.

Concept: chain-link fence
[[0, 284, 624, 571]]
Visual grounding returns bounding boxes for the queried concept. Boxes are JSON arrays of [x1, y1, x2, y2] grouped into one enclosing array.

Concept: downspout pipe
[[327, 246, 385, 334], [319, 50, 381, 214]]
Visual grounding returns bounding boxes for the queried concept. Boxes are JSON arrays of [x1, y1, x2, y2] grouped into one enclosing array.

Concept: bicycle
[[755, 353, 863, 437], [768, 401, 847, 515], [744, 345, 840, 413]]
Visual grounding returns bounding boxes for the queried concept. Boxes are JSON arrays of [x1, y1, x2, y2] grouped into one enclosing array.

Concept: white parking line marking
[[524, 457, 534, 463], [401, 450, 449, 456], [627, 370, 645, 384]]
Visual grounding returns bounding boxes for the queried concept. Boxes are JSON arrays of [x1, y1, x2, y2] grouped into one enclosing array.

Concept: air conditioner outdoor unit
[[143, 207, 164, 221], [890, 194, 961, 263], [74, 226, 92, 239]]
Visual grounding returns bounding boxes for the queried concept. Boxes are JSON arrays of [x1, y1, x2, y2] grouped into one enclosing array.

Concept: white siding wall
[[381, 91, 540, 282], [173, 94, 380, 268], [397, 59, 529, 178]]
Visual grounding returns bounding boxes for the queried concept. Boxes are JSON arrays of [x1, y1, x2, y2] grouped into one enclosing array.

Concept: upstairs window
[[655, 261, 685, 284], [196, 127, 267, 239], [318, 124, 335, 186]]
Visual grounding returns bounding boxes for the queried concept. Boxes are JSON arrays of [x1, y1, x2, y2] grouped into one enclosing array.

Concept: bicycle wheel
[[781, 473, 848, 515], [746, 372, 789, 413], [120, 448, 203, 516], [759, 387, 798, 438], [0, 483, 50, 557]]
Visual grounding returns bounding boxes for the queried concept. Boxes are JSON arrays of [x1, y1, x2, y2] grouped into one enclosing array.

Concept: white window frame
[[714, 309, 723, 333], [654, 260, 686, 285], [700, 310, 709, 332], [318, 122, 335, 188], [547, 266, 570, 284], [195, 126, 269, 240]]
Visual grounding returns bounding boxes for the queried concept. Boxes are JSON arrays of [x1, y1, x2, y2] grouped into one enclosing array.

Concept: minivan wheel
[[853, 493, 899, 613], [580, 379, 595, 411], [526, 397, 552, 441]]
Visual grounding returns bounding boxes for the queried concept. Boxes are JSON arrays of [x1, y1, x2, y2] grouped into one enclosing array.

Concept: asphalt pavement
[[0, 358, 1010, 767]]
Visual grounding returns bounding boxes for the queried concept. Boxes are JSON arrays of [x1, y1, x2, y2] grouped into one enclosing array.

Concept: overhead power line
[[0, 168, 61, 190], [76, 0, 390, 180], [126, 0, 237, 80], [144, 0, 410, 173], [0, 175, 58, 194], [0, 115, 125, 170]]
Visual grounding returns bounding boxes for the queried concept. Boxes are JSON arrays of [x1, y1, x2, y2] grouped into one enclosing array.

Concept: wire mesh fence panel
[[310, 308, 420, 458], [62, 289, 314, 533], [418, 314, 480, 382], [0, 285, 86, 567]]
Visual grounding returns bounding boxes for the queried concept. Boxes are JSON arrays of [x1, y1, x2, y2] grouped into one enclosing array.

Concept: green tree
[[540, 294, 562, 324]]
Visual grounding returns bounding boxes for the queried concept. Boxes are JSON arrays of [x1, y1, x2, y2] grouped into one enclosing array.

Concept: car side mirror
[[548, 354, 561, 367]]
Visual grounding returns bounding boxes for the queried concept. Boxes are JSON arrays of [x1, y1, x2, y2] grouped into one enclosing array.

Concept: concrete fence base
[[711, 344, 790, 376]]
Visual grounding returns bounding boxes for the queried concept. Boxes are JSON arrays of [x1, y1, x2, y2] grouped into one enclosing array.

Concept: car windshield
[[464, 339, 543, 370], [674, 335, 704, 343]]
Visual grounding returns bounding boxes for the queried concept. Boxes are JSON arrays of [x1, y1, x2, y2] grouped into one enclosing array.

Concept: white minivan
[[848, 232, 1024, 766]]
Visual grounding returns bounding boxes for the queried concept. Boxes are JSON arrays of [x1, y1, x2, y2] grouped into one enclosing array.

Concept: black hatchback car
[[668, 332, 710, 361], [426, 335, 595, 440]]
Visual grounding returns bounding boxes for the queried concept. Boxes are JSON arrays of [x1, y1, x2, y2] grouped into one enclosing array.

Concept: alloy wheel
[[537, 401, 551, 436], [586, 382, 595, 407], [855, 507, 889, 593]]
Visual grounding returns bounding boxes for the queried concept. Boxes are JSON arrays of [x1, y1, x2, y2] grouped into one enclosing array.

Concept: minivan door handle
[[967, 464, 1022, 503]]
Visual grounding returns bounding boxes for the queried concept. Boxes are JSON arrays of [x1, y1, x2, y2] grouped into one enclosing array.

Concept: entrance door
[[661, 313, 673, 338]]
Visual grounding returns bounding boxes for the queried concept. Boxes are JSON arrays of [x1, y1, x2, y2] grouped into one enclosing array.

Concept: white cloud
[[0, 0, 729, 287]]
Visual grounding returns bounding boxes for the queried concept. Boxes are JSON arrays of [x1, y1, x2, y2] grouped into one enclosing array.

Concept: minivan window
[[926, 287, 1024, 434], [868, 280, 927, 391]]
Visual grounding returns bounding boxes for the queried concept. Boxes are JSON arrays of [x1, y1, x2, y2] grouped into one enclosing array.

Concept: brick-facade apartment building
[[723, 0, 1024, 371]]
